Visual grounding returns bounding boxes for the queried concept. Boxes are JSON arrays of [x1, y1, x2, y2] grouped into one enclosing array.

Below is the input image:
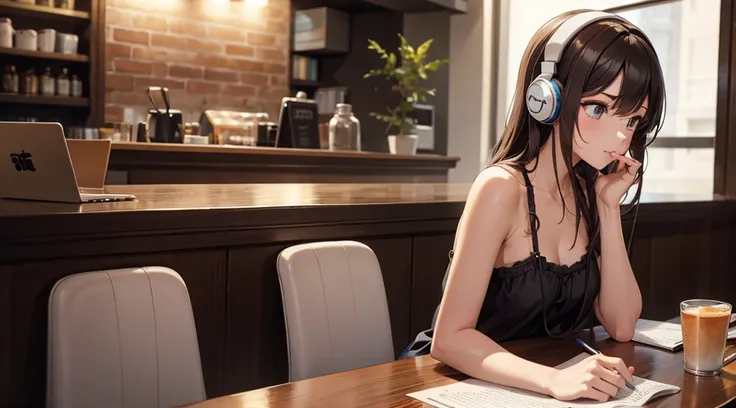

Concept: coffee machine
[[142, 86, 183, 143]]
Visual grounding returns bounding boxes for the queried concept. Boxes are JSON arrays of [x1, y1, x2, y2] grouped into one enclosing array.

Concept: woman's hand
[[595, 151, 641, 210], [546, 354, 636, 402]]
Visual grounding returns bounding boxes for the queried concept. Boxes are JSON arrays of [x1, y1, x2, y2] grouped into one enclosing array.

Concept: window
[[497, 0, 721, 195]]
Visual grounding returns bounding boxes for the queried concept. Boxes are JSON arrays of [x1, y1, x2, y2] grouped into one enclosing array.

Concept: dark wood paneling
[[225, 245, 289, 395], [4, 250, 227, 407], [410, 234, 454, 337], [0, 268, 10, 403], [363, 237, 413, 358]]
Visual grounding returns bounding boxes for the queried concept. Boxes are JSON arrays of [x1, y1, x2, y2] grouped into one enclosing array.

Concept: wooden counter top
[[0, 183, 731, 245], [111, 142, 460, 164], [107, 143, 461, 184]]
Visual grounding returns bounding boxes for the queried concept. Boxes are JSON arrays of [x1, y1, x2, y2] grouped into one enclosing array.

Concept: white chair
[[46, 266, 206, 408], [277, 240, 395, 381]]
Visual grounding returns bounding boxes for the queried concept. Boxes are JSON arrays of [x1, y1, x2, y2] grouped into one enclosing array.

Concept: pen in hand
[[575, 338, 636, 391]]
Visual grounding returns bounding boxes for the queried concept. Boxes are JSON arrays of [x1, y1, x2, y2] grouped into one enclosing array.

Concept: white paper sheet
[[632, 319, 684, 350], [407, 353, 681, 408], [632, 319, 736, 350]]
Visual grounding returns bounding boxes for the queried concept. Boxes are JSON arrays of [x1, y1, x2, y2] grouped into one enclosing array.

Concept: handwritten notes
[[407, 353, 680, 408]]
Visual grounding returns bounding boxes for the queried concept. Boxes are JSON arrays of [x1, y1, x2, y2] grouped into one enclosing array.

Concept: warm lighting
[[244, 0, 267, 6]]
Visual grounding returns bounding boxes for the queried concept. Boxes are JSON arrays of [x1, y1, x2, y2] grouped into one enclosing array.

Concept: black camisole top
[[399, 169, 601, 359]]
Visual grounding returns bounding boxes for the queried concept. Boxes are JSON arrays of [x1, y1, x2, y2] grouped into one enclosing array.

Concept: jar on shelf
[[36, 0, 55, 7], [40, 67, 54, 96], [56, 68, 70, 96], [0, 18, 12, 48], [3, 66, 17, 93], [70, 73, 82, 97], [328, 103, 361, 151], [21, 68, 38, 95], [57, 0, 75, 9]]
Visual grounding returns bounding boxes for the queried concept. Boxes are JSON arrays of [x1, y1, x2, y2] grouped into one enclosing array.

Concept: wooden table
[[181, 328, 736, 408]]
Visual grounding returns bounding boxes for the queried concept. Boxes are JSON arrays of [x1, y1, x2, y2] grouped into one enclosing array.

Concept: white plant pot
[[388, 134, 418, 155]]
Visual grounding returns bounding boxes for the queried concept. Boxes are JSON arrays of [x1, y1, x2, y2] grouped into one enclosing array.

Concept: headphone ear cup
[[526, 76, 561, 124], [547, 79, 564, 123]]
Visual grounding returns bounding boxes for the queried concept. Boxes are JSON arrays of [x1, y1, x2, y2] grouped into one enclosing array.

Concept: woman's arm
[[594, 203, 642, 342], [429, 166, 558, 395]]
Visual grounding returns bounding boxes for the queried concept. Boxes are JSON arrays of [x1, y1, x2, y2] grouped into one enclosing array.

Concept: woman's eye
[[627, 117, 640, 130], [583, 103, 606, 119]]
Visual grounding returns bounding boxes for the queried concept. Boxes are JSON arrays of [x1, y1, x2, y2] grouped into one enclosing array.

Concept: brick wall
[[104, 0, 290, 125]]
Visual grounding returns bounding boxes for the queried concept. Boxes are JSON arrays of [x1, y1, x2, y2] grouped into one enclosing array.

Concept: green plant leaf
[[364, 36, 450, 136], [416, 39, 433, 60], [423, 58, 450, 73], [363, 69, 384, 79], [388, 53, 397, 69]]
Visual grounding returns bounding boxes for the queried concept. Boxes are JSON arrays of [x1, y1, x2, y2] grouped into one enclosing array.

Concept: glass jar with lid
[[328, 103, 361, 151]]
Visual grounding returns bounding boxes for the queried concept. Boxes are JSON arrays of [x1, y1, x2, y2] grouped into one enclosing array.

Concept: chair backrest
[[277, 241, 395, 381], [47, 266, 206, 408]]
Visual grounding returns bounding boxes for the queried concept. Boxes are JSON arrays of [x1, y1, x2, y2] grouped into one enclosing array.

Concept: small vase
[[388, 134, 418, 155]]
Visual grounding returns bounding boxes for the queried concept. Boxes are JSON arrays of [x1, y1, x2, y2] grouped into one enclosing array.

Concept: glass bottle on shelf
[[328, 103, 361, 151], [40, 67, 54, 96], [9, 65, 18, 93], [21, 68, 38, 95], [70, 74, 82, 97], [2, 65, 13, 93], [56, 68, 70, 97], [240, 112, 255, 146]]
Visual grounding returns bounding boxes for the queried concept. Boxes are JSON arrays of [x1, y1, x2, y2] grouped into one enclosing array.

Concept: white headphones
[[525, 11, 629, 124]]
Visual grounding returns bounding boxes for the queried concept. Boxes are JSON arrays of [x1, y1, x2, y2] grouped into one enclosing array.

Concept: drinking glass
[[680, 299, 732, 376]]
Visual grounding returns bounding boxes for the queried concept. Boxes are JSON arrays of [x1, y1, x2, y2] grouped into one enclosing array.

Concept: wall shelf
[[0, 0, 102, 127], [0, 93, 89, 107], [291, 0, 466, 13], [0, 47, 89, 63], [290, 79, 322, 88], [0, 0, 90, 20]]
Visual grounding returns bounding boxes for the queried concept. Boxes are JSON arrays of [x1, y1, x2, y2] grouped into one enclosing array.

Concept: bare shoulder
[[469, 164, 525, 210]]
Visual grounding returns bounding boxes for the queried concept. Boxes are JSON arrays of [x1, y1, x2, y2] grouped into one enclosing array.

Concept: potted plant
[[364, 34, 449, 155]]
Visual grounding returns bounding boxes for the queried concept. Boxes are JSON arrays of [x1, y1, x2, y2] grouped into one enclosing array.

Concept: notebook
[[408, 353, 681, 408], [632, 317, 736, 351]]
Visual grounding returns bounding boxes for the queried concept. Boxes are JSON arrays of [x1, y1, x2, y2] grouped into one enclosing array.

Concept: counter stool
[[46, 266, 206, 408], [277, 241, 395, 381]]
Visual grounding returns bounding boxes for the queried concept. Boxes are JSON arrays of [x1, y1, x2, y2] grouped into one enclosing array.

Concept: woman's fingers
[[582, 385, 611, 402], [591, 376, 620, 398], [596, 355, 636, 385], [608, 152, 641, 179], [593, 364, 627, 390]]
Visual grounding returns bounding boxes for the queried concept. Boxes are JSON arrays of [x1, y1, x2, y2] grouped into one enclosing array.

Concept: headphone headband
[[541, 11, 622, 75], [526, 10, 641, 124]]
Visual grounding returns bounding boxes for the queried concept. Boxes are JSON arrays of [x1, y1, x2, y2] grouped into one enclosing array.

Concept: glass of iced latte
[[680, 299, 732, 376]]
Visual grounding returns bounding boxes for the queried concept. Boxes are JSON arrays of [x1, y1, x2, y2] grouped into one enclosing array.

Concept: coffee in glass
[[680, 299, 732, 376]]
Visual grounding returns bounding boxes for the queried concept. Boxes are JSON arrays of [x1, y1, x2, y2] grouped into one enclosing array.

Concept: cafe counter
[[106, 142, 461, 185], [1, 183, 735, 406]]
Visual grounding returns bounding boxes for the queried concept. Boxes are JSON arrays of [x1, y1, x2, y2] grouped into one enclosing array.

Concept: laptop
[[0, 122, 136, 203]]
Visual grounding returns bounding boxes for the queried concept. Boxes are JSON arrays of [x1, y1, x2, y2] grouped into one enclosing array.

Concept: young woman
[[401, 9, 665, 403]]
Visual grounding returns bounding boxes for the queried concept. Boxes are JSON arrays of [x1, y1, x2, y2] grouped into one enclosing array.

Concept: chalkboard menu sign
[[275, 93, 321, 149]]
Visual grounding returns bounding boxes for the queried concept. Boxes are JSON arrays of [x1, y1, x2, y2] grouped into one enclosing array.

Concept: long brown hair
[[490, 9, 666, 253]]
